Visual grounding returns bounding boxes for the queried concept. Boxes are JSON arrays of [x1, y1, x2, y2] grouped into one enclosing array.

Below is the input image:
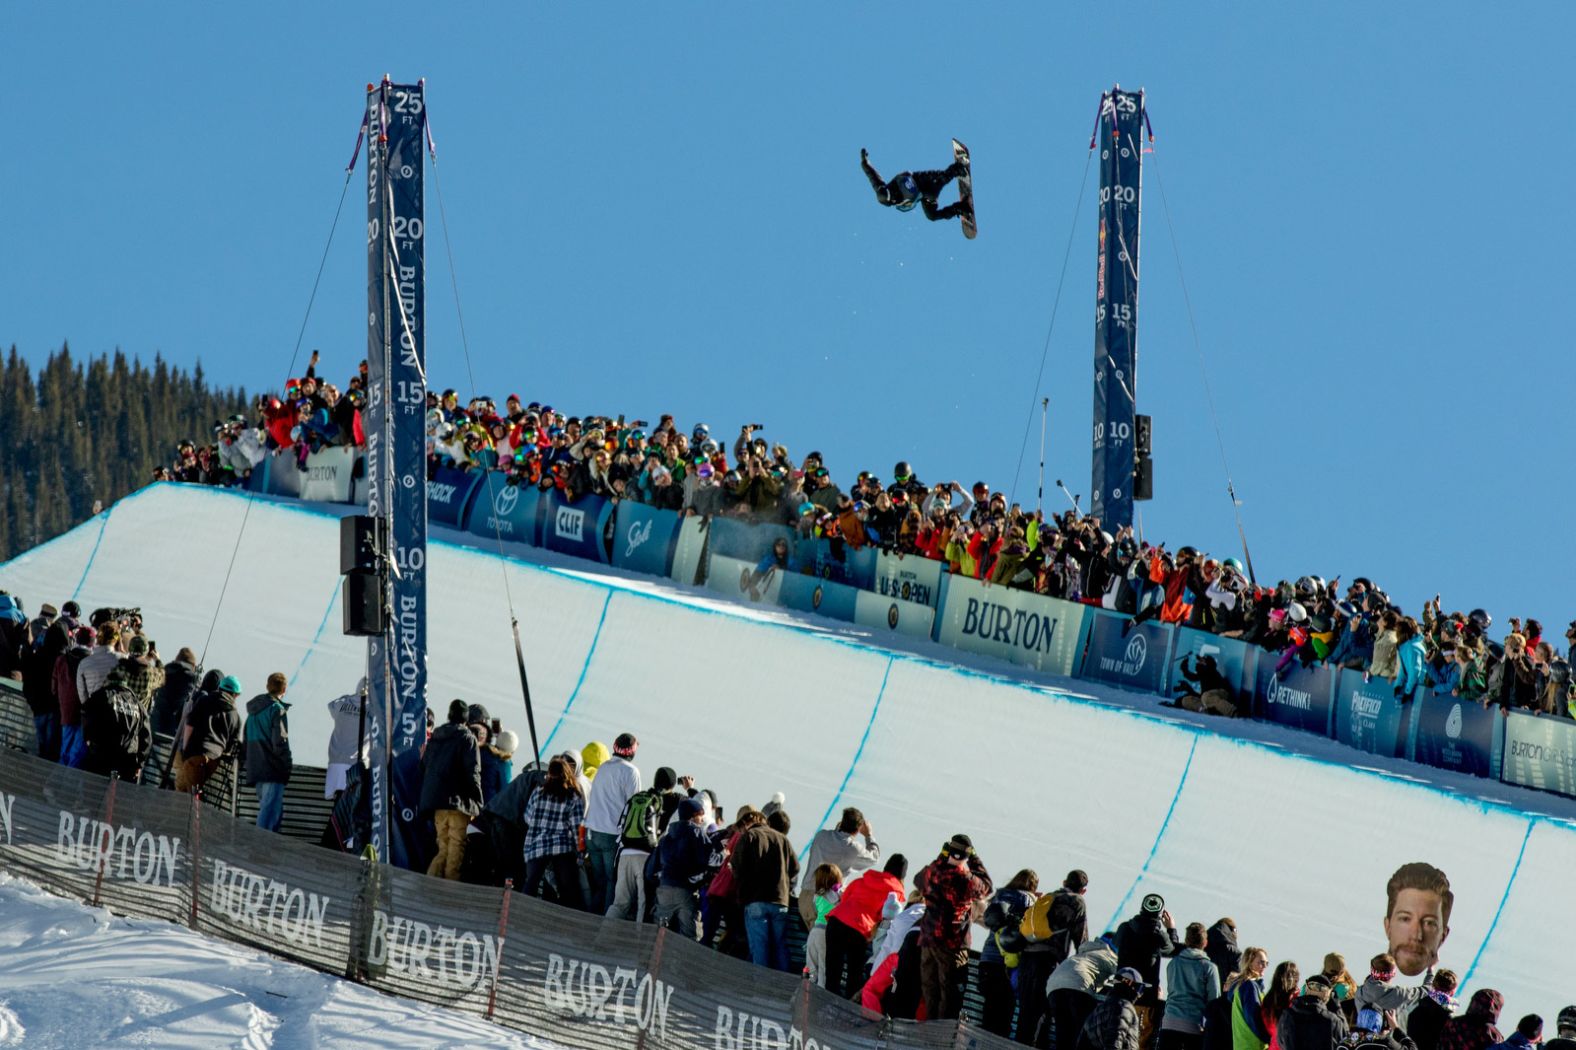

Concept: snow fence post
[[485, 878, 513, 1021], [187, 788, 202, 930], [91, 774, 118, 908]]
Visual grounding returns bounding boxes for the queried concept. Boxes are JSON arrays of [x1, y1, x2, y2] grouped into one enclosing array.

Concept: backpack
[[85, 681, 148, 764], [618, 788, 663, 851], [1021, 888, 1078, 944]]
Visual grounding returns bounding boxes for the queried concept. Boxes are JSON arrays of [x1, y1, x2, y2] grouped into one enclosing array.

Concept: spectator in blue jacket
[[653, 796, 721, 939], [1395, 618, 1428, 699], [1162, 923, 1223, 1050]]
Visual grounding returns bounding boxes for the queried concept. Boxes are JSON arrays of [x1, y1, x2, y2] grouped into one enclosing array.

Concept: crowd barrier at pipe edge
[[5, 458, 1576, 1021], [254, 447, 1576, 803]]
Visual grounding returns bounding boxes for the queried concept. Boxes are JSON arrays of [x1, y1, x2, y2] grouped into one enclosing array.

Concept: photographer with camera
[[1171, 652, 1238, 717]]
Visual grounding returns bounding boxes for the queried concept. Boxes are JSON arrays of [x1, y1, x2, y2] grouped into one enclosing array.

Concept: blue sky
[[4, 3, 1573, 633]]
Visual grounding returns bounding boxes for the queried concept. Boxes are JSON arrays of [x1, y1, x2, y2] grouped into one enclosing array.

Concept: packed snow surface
[[3, 484, 1576, 1018], [0, 872, 554, 1049]]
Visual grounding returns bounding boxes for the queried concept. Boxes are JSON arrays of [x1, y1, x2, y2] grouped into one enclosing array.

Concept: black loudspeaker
[[340, 515, 386, 576], [342, 573, 388, 637], [1133, 455, 1154, 501], [1135, 413, 1153, 456]]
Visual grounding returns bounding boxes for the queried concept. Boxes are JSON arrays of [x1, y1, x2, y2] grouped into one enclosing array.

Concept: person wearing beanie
[[607, 766, 679, 922], [1276, 974, 1348, 1050], [480, 728, 518, 803], [584, 732, 641, 914], [652, 794, 723, 939], [176, 672, 244, 794], [1079, 967, 1145, 1050], [243, 672, 292, 832], [1545, 1007, 1576, 1050], [418, 699, 483, 880], [800, 805, 881, 928], [1439, 989, 1504, 1050], [1019, 869, 1092, 1046], [914, 833, 993, 1020], [118, 634, 165, 715], [1114, 893, 1184, 1049], [824, 853, 909, 1000]]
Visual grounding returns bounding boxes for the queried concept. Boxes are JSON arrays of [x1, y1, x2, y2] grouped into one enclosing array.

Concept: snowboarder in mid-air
[[861, 139, 976, 238]]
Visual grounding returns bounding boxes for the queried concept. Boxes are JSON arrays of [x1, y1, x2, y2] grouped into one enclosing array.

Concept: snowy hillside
[[0, 873, 552, 1049]]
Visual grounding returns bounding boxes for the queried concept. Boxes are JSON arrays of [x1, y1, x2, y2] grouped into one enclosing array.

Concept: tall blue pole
[[1091, 86, 1145, 530], [364, 76, 429, 869]]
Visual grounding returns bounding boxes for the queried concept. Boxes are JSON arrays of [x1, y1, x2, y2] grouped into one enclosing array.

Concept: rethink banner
[[1080, 614, 1173, 695], [1502, 712, 1576, 798], [1252, 660, 1336, 737], [934, 577, 1087, 677], [1333, 670, 1409, 758]]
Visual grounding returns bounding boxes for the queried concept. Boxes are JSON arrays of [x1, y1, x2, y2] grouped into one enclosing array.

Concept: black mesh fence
[[0, 749, 1016, 1050]]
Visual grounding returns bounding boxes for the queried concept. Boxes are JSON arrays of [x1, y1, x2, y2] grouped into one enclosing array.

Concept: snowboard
[[953, 138, 976, 240]]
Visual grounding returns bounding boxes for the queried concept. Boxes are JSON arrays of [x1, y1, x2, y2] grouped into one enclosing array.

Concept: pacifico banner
[[1333, 670, 1410, 758], [934, 576, 1088, 677]]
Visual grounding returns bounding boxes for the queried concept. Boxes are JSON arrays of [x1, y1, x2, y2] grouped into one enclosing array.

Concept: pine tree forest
[[0, 344, 248, 562]]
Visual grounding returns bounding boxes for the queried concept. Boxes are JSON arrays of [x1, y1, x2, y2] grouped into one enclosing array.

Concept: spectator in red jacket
[[824, 853, 909, 1000], [914, 834, 993, 1021]]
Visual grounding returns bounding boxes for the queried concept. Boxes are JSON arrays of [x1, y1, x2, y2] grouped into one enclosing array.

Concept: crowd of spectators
[[414, 721, 1576, 1050], [159, 354, 1575, 726], [5, 591, 1574, 1050]]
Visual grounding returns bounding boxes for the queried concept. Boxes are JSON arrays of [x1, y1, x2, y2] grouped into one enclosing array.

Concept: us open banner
[[934, 577, 1087, 676], [1501, 711, 1576, 798], [1080, 613, 1173, 695], [874, 551, 944, 611], [1411, 690, 1500, 780], [1333, 670, 1410, 758]]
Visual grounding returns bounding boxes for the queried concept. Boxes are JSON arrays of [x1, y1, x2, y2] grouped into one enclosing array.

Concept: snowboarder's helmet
[[1288, 602, 1308, 624], [692, 423, 710, 440], [1224, 558, 1245, 574], [1469, 608, 1491, 629], [1295, 576, 1317, 599], [893, 461, 912, 481]]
